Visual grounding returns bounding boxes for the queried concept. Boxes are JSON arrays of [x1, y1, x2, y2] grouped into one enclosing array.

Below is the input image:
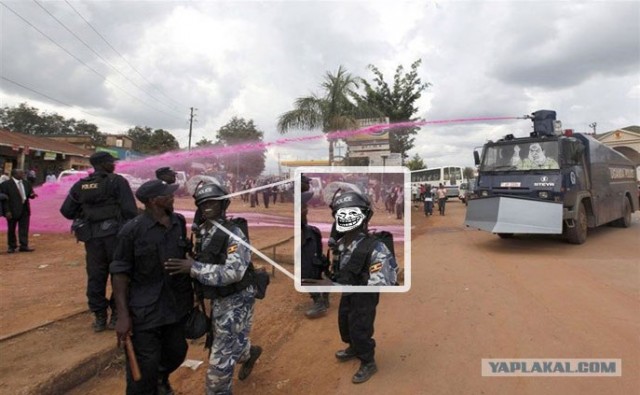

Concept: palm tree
[[278, 66, 379, 164]]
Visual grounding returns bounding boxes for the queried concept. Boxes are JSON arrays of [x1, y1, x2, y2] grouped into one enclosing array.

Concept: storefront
[[0, 129, 92, 184]]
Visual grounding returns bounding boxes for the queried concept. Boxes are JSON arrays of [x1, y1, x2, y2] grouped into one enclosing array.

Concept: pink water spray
[[0, 116, 520, 234]]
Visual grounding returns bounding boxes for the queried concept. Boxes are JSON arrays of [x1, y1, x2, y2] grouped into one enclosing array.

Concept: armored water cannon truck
[[464, 110, 638, 244]]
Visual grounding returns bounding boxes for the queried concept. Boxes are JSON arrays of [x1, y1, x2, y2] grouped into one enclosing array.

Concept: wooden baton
[[124, 335, 142, 381]]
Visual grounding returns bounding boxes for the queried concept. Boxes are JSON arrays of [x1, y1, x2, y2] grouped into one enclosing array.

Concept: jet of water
[[0, 115, 519, 234]]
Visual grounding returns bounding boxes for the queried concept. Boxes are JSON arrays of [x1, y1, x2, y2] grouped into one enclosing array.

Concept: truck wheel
[[565, 202, 587, 244], [497, 233, 514, 239], [614, 198, 632, 228]]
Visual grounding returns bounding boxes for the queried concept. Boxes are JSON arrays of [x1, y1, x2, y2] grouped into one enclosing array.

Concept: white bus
[[410, 166, 465, 200]]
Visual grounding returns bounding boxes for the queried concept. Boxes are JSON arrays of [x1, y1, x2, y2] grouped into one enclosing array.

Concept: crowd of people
[[416, 183, 448, 216], [1, 167, 65, 186], [1, 157, 406, 392]]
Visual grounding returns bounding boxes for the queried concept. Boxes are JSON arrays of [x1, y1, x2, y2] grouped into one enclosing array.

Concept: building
[[54, 133, 143, 161], [343, 117, 392, 166], [0, 129, 93, 183], [48, 135, 96, 151], [595, 126, 640, 167], [105, 134, 134, 149]]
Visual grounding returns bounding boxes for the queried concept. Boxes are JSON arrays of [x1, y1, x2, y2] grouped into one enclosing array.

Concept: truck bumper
[[464, 196, 563, 234]]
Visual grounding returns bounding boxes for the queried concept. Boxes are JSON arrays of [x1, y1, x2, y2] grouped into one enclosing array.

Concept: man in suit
[[0, 169, 37, 253]]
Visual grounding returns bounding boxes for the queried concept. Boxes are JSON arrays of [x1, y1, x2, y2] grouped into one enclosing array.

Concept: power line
[[1, 75, 125, 129], [0, 1, 185, 121], [63, 0, 184, 109], [32, 0, 183, 116]]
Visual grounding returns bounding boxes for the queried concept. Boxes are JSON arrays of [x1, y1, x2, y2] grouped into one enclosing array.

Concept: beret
[[89, 151, 116, 166], [155, 167, 176, 178]]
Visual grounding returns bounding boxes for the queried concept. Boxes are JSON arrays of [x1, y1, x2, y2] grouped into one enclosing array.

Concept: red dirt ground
[[1, 198, 638, 395]]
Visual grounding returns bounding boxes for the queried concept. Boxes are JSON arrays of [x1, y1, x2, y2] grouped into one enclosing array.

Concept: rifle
[[124, 335, 142, 381]]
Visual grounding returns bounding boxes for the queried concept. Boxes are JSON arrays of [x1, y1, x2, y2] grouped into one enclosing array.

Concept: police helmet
[[193, 183, 230, 210], [330, 190, 373, 221]]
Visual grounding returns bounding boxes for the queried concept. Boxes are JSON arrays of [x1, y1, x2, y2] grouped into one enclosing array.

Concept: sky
[[1, 0, 639, 174]]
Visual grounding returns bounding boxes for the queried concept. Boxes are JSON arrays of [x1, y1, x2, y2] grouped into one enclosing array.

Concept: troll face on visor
[[335, 207, 366, 232]]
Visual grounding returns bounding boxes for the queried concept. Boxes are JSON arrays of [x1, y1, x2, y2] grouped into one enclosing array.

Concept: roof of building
[[621, 126, 640, 134], [596, 126, 640, 141], [0, 129, 94, 157]]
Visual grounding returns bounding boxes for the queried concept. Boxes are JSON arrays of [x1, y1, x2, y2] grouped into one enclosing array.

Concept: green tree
[[216, 117, 265, 178], [127, 126, 179, 154], [74, 120, 106, 146], [356, 59, 431, 161], [195, 137, 214, 147], [0, 103, 42, 134], [463, 166, 476, 180], [0, 102, 105, 146], [406, 153, 426, 171], [278, 66, 381, 164]]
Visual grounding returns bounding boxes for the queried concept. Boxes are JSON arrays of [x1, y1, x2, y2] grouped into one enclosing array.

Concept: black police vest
[[194, 222, 254, 299], [77, 173, 120, 222], [333, 235, 376, 286], [334, 231, 396, 285]]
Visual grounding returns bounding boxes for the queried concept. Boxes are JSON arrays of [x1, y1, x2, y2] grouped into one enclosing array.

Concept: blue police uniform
[[191, 223, 257, 395]]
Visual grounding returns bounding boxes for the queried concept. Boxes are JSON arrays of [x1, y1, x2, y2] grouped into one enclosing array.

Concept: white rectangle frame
[[294, 166, 411, 293]]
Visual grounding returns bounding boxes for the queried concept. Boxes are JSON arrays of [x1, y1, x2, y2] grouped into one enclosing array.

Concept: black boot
[[322, 293, 330, 308], [305, 295, 327, 318], [352, 361, 377, 384], [107, 309, 117, 330], [335, 347, 357, 362], [238, 345, 262, 381], [157, 375, 174, 395], [93, 310, 107, 332]]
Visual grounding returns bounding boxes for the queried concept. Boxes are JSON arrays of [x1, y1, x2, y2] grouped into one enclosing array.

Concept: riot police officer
[[60, 152, 137, 332], [329, 189, 398, 384], [164, 182, 262, 394]]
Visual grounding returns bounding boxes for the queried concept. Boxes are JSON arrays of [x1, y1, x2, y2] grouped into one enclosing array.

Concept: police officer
[[329, 189, 398, 384], [301, 176, 329, 318], [155, 167, 177, 184], [111, 179, 192, 395], [60, 152, 137, 332], [164, 183, 262, 394]]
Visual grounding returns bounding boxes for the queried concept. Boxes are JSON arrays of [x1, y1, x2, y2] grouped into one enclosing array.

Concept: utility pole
[[277, 153, 282, 176], [589, 122, 597, 136], [188, 107, 197, 150], [381, 154, 388, 184]]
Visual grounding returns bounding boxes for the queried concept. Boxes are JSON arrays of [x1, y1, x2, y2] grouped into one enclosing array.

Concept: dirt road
[[1, 199, 638, 394]]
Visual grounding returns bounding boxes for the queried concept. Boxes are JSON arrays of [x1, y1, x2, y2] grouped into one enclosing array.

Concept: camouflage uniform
[[191, 224, 255, 395], [337, 233, 398, 286]]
